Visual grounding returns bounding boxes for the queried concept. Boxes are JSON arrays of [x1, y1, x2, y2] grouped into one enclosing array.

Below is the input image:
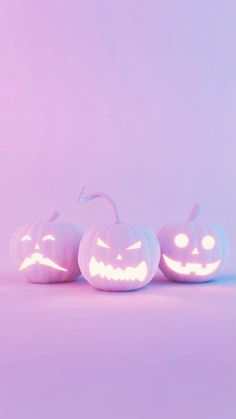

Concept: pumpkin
[[78, 188, 160, 291], [157, 204, 228, 283], [10, 211, 82, 283]]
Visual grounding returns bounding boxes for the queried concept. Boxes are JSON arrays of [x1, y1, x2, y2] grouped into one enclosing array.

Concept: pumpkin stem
[[47, 210, 60, 222], [78, 187, 121, 224], [188, 204, 202, 221]]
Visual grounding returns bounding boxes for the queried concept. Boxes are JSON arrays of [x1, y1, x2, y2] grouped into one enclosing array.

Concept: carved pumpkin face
[[79, 223, 159, 291], [78, 189, 160, 291], [11, 212, 82, 283], [157, 204, 227, 282]]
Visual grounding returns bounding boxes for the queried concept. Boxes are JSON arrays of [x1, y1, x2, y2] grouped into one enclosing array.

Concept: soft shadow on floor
[[1, 269, 235, 299], [151, 272, 236, 287]]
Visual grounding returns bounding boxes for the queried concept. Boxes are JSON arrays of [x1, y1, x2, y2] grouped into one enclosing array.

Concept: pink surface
[[0, 273, 235, 419]]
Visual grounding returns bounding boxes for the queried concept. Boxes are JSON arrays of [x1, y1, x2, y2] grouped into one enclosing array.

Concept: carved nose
[[192, 247, 199, 255], [34, 243, 40, 250], [116, 254, 122, 260]]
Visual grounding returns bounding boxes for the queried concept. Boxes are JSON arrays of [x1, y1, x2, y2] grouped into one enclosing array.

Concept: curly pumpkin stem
[[47, 210, 60, 222], [78, 187, 121, 224], [188, 204, 202, 221]]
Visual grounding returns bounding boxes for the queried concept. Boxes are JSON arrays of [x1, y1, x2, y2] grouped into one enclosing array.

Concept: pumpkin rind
[[77, 188, 160, 291], [157, 205, 228, 283], [79, 223, 160, 291], [11, 219, 82, 283]]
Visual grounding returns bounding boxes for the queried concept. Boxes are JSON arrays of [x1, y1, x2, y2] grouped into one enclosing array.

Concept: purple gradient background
[[0, 0, 236, 271], [0, 1, 236, 419]]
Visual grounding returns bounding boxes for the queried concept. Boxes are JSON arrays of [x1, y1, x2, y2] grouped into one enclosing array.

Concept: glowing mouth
[[19, 253, 67, 272], [163, 255, 221, 276], [89, 257, 147, 282]]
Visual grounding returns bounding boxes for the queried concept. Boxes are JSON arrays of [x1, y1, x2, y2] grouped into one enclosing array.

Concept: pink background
[[0, 2, 236, 419], [0, 0, 235, 272]]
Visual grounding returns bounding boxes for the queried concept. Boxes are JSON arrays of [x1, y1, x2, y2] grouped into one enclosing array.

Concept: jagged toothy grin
[[163, 255, 221, 276], [89, 257, 147, 281]]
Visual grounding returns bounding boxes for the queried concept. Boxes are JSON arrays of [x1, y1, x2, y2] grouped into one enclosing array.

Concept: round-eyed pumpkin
[[157, 204, 228, 283], [78, 188, 160, 291], [11, 211, 82, 283]]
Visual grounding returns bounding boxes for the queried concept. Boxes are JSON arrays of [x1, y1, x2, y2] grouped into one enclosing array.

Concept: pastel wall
[[0, 0, 235, 272]]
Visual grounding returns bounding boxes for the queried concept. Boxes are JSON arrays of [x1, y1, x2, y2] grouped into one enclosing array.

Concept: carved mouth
[[89, 257, 147, 282], [19, 253, 67, 272], [163, 255, 221, 276]]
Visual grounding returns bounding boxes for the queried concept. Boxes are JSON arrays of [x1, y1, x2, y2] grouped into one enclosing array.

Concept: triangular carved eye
[[21, 235, 31, 242], [97, 238, 110, 248], [42, 234, 55, 241], [127, 241, 141, 250]]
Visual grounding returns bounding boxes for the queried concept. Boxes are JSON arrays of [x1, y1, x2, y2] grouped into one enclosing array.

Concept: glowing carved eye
[[42, 234, 55, 241], [174, 233, 189, 248], [97, 238, 110, 248], [202, 235, 215, 250], [127, 241, 142, 250], [21, 235, 31, 242]]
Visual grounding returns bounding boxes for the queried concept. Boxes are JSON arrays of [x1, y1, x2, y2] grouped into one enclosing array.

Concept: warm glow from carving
[[202, 235, 215, 250], [21, 235, 31, 242], [96, 238, 110, 248], [163, 254, 221, 276], [19, 253, 67, 272], [126, 240, 142, 250], [174, 234, 189, 248], [42, 234, 55, 241], [89, 257, 147, 281]]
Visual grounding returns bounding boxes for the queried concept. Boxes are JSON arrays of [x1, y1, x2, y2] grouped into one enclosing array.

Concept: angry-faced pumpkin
[[157, 204, 228, 283], [11, 211, 82, 283], [78, 188, 160, 291]]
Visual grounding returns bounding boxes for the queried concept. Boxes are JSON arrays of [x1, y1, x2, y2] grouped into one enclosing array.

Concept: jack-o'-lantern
[[78, 188, 160, 291], [157, 204, 228, 283], [11, 211, 82, 283]]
